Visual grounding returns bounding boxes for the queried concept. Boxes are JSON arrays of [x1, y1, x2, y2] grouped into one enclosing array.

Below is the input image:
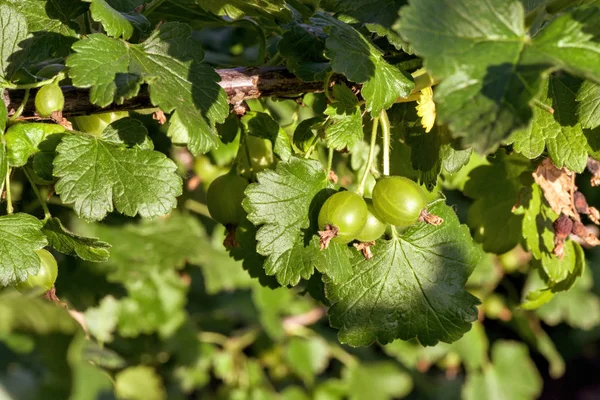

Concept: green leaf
[[0, 5, 27, 78], [243, 157, 331, 286], [314, 379, 347, 400], [0, 213, 47, 287], [4, 123, 66, 167], [115, 366, 166, 400], [9, 0, 87, 30], [463, 341, 542, 400], [577, 80, 600, 129], [53, 135, 182, 221], [536, 268, 600, 330], [509, 307, 565, 379], [84, 0, 149, 40], [118, 270, 187, 338], [241, 111, 292, 162], [310, 237, 353, 284], [251, 284, 313, 339], [197, 0, 292, 20], [193, 226, 254, 295], [326, 201, 480, 346], [278, 23, 330, 81], [0, 291, 77, 334], [284, 337, 330, 386], [32, 132, 66, 181], [387, 103, 470, 190], [281, 386, 310, 400], [101, 117, 153, 150], [228, 218, 279, 289], [512, 75, 587, 171], [67, 334, 116, 400], [464, 151, 531, 253], [41, 217, 111, 262], [293, 116, 325, 152], [332, 0, 411, 52], [522, 5, 600, 82], [66, 22, 229, 154], [343, 362, 413, 400], [449, 320, 489, 372], [314, 13, 413, 115], [324, 85, 363, 150], [5, 0, 83, 71], [79, 212, 204, 281], [83, 295, 119, 343], [106, 0, 145, 12], [399, 1, 600, 153], [516, 183, 584, 290]]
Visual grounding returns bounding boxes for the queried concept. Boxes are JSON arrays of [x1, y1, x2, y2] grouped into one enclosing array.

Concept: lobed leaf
[[66, 22, 229, 154], [464, 151, 531, 253], [313, 13, 413, 116], [512, 75, 588, 172], [243, 157, 334, 286], [326, 201, 480, 347], [324, 85, 364, 150], [0, 214, 47, 287], [53, 135, 182, 221], [463, 341, 542, 400], [42, 217, 111, 262], [0, 4, 28, 78], [400, 0, 600, 153], [85, 0, 149, 40]]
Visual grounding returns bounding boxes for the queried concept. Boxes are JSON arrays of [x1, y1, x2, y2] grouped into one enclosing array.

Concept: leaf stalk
[[357, 117, 379, 196], [380, 109, 391, 176]]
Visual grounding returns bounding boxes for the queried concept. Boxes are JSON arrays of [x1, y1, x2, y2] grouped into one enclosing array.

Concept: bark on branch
[[3, 66, 330, 117]]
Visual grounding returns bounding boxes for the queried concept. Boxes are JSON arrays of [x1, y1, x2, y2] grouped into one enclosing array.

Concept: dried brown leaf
[[571, 221, 600, 247], [589, 207, 600, 224], [533, 158, 576, 218]]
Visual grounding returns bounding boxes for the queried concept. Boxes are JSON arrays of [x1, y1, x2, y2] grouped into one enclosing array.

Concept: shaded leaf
[[464, 151, 531, 253], [463, 341, 542, 400], [326, 201, 480, 346], [85, 0, 149, 40]]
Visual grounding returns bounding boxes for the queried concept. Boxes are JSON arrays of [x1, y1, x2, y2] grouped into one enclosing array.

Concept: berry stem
[[8, 89, 29, 123], [184, 199, 212, 219], [326, 146, 334, 175], [23, 167, 52, 220], [357, 116, 379, 196], [380, 109, 391, 176], [6, 74, 65, 90], [5, 168, 13, 214], [533, 99, 554, 114], [323, 70, 335, 103]]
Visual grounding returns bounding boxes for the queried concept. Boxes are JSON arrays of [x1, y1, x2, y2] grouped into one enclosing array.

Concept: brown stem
[[4, 67, 333, 117], [3, 66, 419, 118]]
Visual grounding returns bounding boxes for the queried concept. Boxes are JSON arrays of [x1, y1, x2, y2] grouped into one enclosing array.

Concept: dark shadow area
[[8, 32, 78, 80], [44, 0, 88, 29]]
